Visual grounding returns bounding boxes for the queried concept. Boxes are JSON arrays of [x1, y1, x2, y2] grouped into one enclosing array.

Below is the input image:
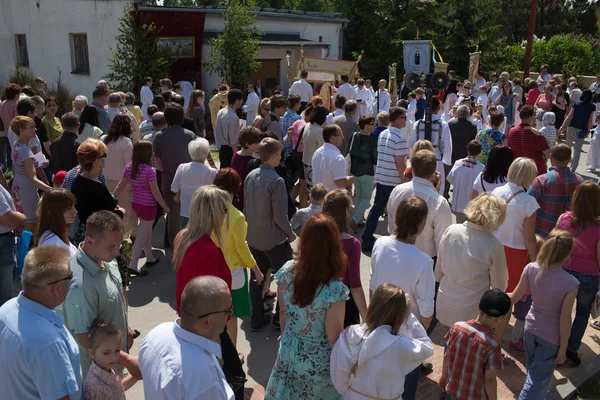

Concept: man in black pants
[[214, 89, 243, 168]]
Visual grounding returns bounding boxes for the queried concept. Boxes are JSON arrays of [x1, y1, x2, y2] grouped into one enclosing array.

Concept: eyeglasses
[[197, 305, 233, 319], [47, 271, 74, 286]]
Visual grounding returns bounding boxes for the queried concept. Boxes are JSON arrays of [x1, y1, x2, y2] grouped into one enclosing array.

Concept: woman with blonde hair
[[10, 116, 52, 233], [556, 181, 600, 364], [436, 193, 508, 328], [510, 229, 579, 399], [331, 284, 434, 399], [172, 184, 247, 398], [491, 157, 540, 293], [253, 98, 271, 131]]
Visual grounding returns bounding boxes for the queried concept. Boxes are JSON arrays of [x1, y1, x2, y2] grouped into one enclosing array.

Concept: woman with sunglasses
[[70, 138, 125, 245], [172, 184, 246, 399]]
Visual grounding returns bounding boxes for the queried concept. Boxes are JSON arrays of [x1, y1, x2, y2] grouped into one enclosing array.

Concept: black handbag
[[285, 126, 305, 174]]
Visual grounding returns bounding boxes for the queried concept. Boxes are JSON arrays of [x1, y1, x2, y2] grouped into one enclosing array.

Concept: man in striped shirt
[[361, 106, 409, 251]]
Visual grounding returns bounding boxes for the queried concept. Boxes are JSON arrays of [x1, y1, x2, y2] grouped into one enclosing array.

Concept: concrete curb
[[547, 353, 600, 400]]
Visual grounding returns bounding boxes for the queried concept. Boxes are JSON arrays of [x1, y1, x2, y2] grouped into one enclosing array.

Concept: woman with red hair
[[265, 214, 349, 400]]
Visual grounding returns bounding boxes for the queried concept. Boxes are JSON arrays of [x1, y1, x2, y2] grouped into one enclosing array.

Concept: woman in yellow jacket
[[213, 168, 264, 348]]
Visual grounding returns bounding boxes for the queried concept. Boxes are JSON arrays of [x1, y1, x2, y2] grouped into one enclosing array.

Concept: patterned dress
[[11, 143, 40, 224], [265, 261, 349, 400]]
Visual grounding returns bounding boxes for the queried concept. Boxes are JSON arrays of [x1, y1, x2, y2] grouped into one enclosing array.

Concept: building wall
[[0, 0, 128, 99]]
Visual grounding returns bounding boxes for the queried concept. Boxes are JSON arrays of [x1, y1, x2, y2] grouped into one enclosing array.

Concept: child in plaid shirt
[[440, 289, 512, 400], [290, 184, 327, 233]]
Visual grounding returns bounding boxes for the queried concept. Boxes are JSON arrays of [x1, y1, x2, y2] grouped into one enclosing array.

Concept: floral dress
[[265, 261, 349, 400], [476, 128, 506, 165], [11, 143, 40, 224]]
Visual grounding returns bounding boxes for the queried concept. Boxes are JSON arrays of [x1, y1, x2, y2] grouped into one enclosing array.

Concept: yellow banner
[[287, 57, 359, 82], [469, 52, 481, 85]]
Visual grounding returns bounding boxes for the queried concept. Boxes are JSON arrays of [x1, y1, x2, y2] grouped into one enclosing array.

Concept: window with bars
[[15, 34, 29, 67], [70, 33, 90, 74]]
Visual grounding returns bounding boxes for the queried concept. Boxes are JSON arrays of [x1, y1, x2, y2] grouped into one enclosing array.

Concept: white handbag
[[345, 132, 357, 175]]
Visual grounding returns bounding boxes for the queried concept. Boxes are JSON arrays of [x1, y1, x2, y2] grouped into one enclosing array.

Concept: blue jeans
[[565, 269, 600, 353], [519, 331, 559, 400], [361, 183, 394, 249], [353, 174, 374, 223], [0, 233, 16, 306], [402, 366, 420, 400]]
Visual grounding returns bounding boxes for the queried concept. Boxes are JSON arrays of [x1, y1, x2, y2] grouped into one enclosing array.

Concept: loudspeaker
[[404, 73, 421, 91], [431, 72, 450, 91]]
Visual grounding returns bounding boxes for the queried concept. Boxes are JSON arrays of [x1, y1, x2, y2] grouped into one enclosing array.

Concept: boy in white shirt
[[447, 140, 485, 223], [476, 85, 489, 121], [406, 92, 417, 124]]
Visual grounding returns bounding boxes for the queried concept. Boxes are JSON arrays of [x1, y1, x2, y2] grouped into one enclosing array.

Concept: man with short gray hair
[[139, 276, 237, 399], [73, 95, 89, 117], [446, 104, 476, 198], [332, 100, 360, 156], [50, 112, 81, 172], [0, 246, 83, 399]]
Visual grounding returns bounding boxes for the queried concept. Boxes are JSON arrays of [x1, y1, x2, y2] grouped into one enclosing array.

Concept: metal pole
[[523, 0, 537, 78]]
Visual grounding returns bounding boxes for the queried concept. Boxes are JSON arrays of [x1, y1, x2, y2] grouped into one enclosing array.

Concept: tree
[[105, 1, 172, 95], [204, 1, 262, 90]]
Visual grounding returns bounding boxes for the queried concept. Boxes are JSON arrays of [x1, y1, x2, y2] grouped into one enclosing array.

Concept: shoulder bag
[[285, 126, 304, 175], [346, 132, 357, 175]]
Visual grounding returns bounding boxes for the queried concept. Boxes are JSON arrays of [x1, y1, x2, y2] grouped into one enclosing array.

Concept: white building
[[0, 0, 347, 99]]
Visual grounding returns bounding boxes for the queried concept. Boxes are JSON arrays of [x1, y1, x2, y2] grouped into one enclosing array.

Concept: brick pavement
[[125, 140, 600, 399]]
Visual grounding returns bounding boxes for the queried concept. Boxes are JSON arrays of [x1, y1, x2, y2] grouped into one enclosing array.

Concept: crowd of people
[[0, 68, 599, 400]]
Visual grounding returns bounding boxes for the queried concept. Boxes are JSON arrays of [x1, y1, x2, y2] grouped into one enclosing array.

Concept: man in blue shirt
[[91, 86, 111, 133], [0, 246, 83, 400]]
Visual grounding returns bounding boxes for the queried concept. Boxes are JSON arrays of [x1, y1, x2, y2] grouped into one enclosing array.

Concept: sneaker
[[250, 315, 271, 332], [586, 168, 597, 172], [566, 350, 582, 366], [510, 339, 525, 352]]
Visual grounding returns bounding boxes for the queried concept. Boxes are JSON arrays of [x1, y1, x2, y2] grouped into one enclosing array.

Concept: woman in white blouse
[[472, 145, 514, 199], [301, 105, 328, 188], [101, 114, 135, 237], [436, 194, 508, 329], [490, 157, 539, 294], [34, 188, 78, 258]]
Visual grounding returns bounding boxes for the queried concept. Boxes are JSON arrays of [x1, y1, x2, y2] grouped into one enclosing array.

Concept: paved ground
[[124, 139, 600, 400]]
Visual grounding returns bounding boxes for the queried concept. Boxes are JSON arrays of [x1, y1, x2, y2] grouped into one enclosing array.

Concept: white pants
[[437, 160, 447, 195]]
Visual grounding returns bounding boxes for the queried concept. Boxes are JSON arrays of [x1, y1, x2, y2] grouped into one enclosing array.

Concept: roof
[[135, 4, 349, 23]]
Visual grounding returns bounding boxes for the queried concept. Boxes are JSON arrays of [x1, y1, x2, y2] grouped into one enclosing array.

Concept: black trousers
[[443, 163, 453, 199], [249, 242, 293, 325], [220, 329, 246, 399], [219, 145, 234, 169]]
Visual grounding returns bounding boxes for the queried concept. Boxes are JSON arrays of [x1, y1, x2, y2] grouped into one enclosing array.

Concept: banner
[[469, 52, 481, 85], [403, 40, 431, 75], [287, 57, 359, 83]]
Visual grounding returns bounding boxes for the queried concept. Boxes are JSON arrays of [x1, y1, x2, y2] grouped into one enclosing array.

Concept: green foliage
[[8, 65, 44, 96], [105, 1, 172, 96], [204, 1, 262, 90]]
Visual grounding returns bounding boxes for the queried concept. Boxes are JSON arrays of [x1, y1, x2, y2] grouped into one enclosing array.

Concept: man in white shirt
[[334, 74, 356, 103], [243, 83, 260, 126], [386, 150, 452, 259], [326, 95, 346, 124], [311, 125, 353, 191], [372, 79, 391, 117], [354, 78, 374, 119], [289, 70, 314, 112], [361, 107, 409, 251], [410, 97, 453, 195], [536, 64, 552, 92], [139, 276, 237, 400], [214, 89, 243, 168], [589, 75, 600, 94], [140, 76, 154, 120]]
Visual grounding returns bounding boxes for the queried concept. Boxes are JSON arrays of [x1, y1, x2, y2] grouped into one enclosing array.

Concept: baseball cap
[[479, 289, 511, 318], [53, 170, 67, 187]]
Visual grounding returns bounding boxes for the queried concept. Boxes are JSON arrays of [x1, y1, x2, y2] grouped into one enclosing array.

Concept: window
[[14, 34, 29, 67], [69, 33, 90, 74]]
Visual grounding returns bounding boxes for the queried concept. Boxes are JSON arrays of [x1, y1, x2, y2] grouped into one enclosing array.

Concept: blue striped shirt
[[374, 127, 409, 186], [62, 166, 106, 191]]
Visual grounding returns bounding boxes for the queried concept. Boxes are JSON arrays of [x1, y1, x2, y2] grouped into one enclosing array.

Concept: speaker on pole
[[404, 73, 421, 91]]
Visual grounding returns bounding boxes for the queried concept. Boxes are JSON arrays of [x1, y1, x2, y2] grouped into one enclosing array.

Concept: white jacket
[[330, 314, 434, 399]]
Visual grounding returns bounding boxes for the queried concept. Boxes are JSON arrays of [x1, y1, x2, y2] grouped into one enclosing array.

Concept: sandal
[[589, 320, 600, 331], [238, 353, 245, 366]]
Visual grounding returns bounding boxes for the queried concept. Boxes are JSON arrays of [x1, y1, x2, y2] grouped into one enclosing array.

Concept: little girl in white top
[[331, 283, 434, 399], [586, 114, 600, 172]]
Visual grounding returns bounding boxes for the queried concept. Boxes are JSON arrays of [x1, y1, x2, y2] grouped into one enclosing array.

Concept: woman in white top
[[331, 283, 434, 400], [101, 114, 135, 237], [34, 188, 77, 258], [77, 105, 103, 142], [472, 145, 514, 199], [435, 194, 508, 328], [301, 105, 328, 188], [171, 138, 217, 228], [491, 157, 539, 294]]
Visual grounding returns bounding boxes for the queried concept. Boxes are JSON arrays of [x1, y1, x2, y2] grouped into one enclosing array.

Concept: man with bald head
[[527, 143, 583, 238], [139, 276, 238, 399]]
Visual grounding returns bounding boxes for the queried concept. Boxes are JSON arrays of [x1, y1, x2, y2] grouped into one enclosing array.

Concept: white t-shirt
[[311, 143, 347, 192], [370, 236, 435, 320], [171, 162, 217, 218], [472, 172, 506, 196], [335, 83, 356, 102], [447, 158, 485, 213], [326, 109, 344, 125], [491, 182, 540, 249], [289, 79, 314, 103], [38, 231, 78, 258]]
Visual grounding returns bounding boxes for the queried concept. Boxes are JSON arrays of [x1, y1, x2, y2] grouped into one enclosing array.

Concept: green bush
[[7, 65, 45, 97]]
